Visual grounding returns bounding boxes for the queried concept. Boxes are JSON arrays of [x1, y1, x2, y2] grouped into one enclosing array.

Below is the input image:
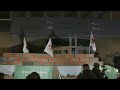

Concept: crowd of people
[[113, 52, 120, 79], [76, 52, 104, 79], [77, 63, 107, 79], [113, 52, 120, 72], [76, 51, 120, 79], [0, 63, 119, 79]]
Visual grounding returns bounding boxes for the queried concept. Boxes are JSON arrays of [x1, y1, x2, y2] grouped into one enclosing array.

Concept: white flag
[[90, 32, 96, 52], [44, 38, 54, 57], [23, 37, 29, 53]]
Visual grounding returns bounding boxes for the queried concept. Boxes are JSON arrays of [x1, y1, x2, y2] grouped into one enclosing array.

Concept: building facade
[[0, 11, 120, 66]]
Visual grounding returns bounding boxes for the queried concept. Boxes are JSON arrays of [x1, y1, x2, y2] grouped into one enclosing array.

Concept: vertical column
[[77, 11, 81, 17], [110, 11, 112, 21], [75, 37, 77, 54], [25, 11, 31, 17], [61, 11, 64, 17], [10, 11, 14, 19], [44, 11, 47, 17], [69, 37, 72, 54]]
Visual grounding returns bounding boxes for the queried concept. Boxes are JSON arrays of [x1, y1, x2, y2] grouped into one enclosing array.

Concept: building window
[[31, 11, 44, 17], [58, 50, 62, 54], [81, 11, 94, 19], [45, 11, 62, 17], [78, 50, 87, 54], [0, 11, 10, 19], [54, 50, 57, 54], [77, 39, 89, 46], [72, 48, 75, 54], [93, 11, 111, 19], [64, 50, 68, 54], [0, 21, 11, 32], [13, 11, 26, 17], [72, 38, 75, 46], [72, 11, 78, 17], [64, 11, 74, 17], [51, 38, 69, 46], [54, 50, 62, 54]]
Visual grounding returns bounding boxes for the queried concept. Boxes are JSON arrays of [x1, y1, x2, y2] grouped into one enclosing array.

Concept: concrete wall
[[0, 32, 11, 48], [0, 32, 11, 56], [112, 11, 120, 20]]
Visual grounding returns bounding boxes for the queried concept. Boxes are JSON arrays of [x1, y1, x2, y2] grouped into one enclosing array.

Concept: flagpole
[[52, 62, 55, 79], [43, 51, 45, 65], [58, 66, 62, 79], [89, 46, 90, 55], [52, 51, 62, 79], [44, 38, 61, 79], [89, 32, 91, 55], [52, 61, 62, 79]]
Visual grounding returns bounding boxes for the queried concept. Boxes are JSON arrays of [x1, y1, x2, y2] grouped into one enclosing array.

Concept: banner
[[105, 65, 118, 79], [14, 66, 54, 79], [0, 65, 15, 76]]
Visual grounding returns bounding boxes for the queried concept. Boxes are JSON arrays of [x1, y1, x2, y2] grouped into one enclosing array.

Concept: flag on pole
[[23, 37, 29, 53], [90, 31, 96, 52], [44, 38, 54, 57]]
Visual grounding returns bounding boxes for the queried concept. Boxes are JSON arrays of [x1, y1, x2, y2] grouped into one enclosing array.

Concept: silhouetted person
[[77, 64, 97, 79], [92, 63, 104, 79], [0, 73, 4, 79], [67, 74, 70, 77], [94, 53, 102, 61], [113, 52, 120, 74], [113, 52, 120, 70], [26, 72, 40, 79], [117, 74, 120, 79]]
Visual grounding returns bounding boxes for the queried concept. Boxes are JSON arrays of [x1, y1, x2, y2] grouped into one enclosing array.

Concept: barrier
[[1, 53, 103, 66]]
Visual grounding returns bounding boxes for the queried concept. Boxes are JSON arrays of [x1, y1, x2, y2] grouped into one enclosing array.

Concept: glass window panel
[[0, 11, 10, 19]]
